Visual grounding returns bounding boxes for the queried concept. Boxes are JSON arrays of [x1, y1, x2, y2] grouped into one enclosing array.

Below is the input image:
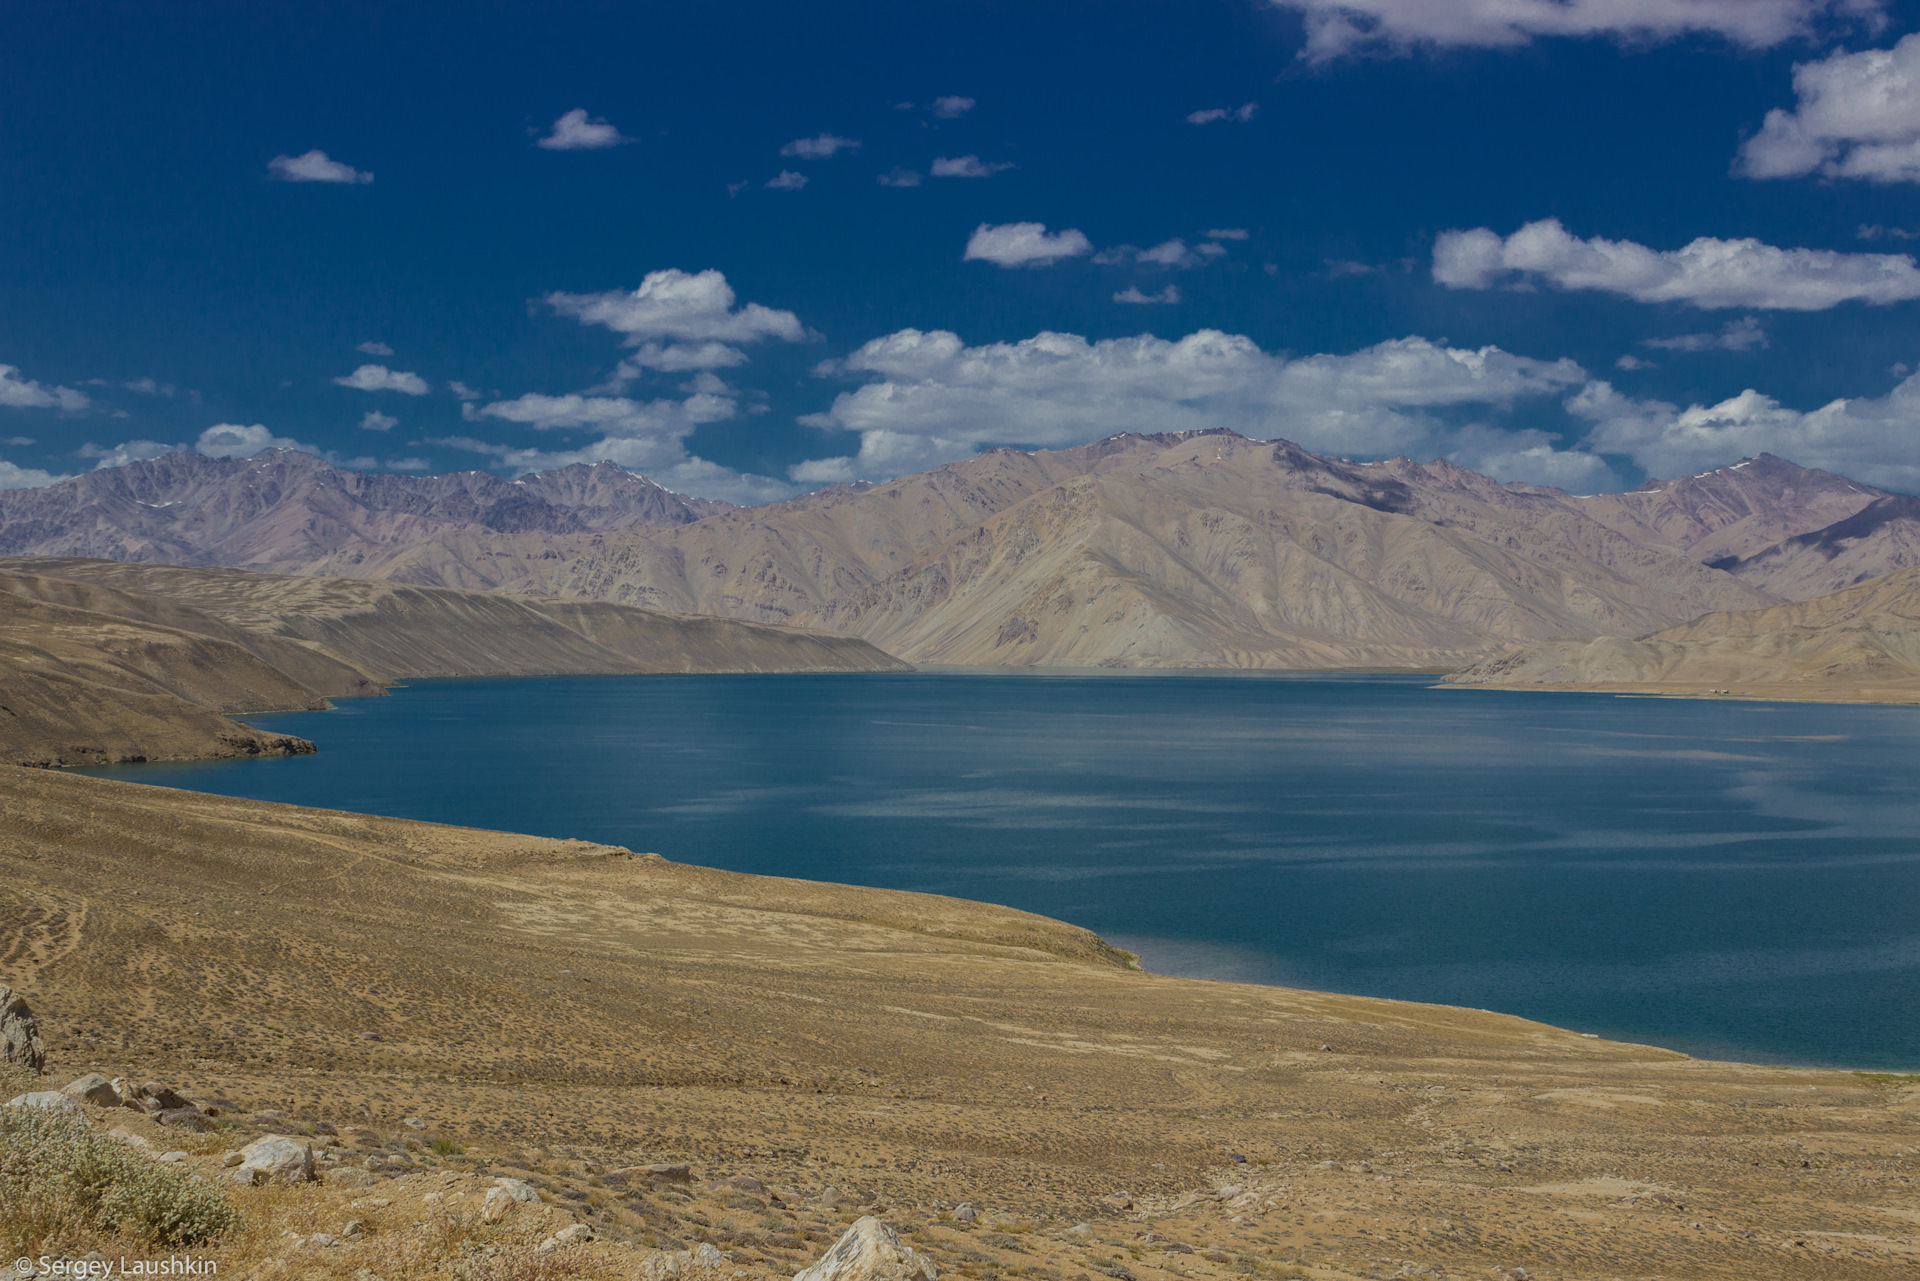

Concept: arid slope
[[1448, 566, 1920, 701], [4, 766, 1916, 1279], [0, 558, 906, 765]]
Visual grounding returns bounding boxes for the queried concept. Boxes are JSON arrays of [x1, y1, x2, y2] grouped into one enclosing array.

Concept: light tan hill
[[1706, 494, 1920, 599], [0, 558, 907, 765], [292, 432, 1777, 669], [5, 765, 1916, 1278], [1447, 566, 1920, 702]]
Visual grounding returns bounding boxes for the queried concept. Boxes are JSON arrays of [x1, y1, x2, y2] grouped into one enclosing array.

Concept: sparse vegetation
[[0, 1105, 238, 1252]]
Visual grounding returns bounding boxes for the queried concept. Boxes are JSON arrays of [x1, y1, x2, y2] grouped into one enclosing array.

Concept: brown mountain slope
[[1447, 565, 1920, 702], [1706, 494, 1920, 599], [7, 765, 1916, 1279], [0, 558, 906, 765], [0, 450, 728, 567], [1571, 453, 1889, 563], [295, 432, 1776, 668]]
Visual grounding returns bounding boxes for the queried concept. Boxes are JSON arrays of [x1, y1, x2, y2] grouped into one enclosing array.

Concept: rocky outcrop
[[230, 1135, 316, 1186], [794, 1217, 939, 1281], [0, 985, 44, 1071]]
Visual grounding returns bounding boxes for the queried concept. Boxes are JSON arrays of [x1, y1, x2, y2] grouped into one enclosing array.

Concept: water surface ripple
[[83, 672, 1920, 1070]]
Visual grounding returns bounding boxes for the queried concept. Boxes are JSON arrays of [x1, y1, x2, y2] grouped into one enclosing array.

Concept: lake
[[79, 672, 1920, 1070]]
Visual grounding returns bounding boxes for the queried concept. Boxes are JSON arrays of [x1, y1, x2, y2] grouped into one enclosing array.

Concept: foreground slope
[[4, 766, 1915, 1278], [298, 432, 1778, 668], [1448, 566, 1920, 701], [0, 558, 906, 765]]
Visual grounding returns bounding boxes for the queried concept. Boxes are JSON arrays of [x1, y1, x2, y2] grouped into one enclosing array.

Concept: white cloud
[[448, 380, 482, 401], [0, 458, 70, 489], [548, 269, 805, 348], [930, 155, 1016, 178], [780, 134, 859, 159], [81, 439, 177, 469], [0, 364, 89, 412], [1739, 32, 1920, 182], [537, 109, 628, 151], [1271, 0, 1882, 62], [1643, 315, 1769, 351], [196, 423, 318, 459], [1205, 228, 1250, 240], [124, 377, 174, 396], [360, 410, 398, 432], [1614, 354, 1658, 371], [1859, 223, 1920, 240], [1115, 285, 1183, 304], [1434, 217, 1920, 309], [4, 436, 32, 446], [357, 340, 394, 356], [932, 96, 976, 119], [877, 167, 922, 187], [1440, 423, 1616, 491], [612, 342, 751, 378], [267, 150, 372, 184], [1186, 103, 1258, 124], [1138, 238, 1227, 267], [386, 457, 432, 470], [1570, 375, 1920, 489], [963, 222, 1094, 268], [797, 328, 1587, 481], [334, 364, 431, 394], [766, 170, 809, 191]]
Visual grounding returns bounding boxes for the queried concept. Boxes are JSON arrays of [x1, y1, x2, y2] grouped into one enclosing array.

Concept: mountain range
[[3, 435, 1917, 668]]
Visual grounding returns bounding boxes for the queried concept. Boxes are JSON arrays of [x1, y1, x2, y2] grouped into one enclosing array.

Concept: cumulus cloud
[[930, 155, 1016, 177], [537, 109, 628, 151], [334, 364, 431, 394], [124, 377, 174, 396], [766, 170, 808, 191], [780, 134, 859, 159], [1643, 316, 1770, 352], [360, 410, 398, 432], [1270, 0, 1881, 62], [357, 340, 393, 356], [1570, 375, 1920, 490], [196, 423, 318, 459], [1186, 104, 1258, 124], [0, 458, 70, 490], [547, 270, 806, 354], [267, 150, 372, 184], [932, 96, 976, 119], [0, 364, 89, 412], [1739, 33, 1920, 182], [877, 167, 922, 187], [796, 327, 1587, 481], [1115, 285, 1183, 304], [1434, 218, 1920, 309], [448, 380, 482, 401], [1439, 423, 1616, 492], [963, 222, 1094, 268]]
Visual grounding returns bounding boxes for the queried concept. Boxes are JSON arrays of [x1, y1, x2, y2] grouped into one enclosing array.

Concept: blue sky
[[7, 0, 1920, 500]]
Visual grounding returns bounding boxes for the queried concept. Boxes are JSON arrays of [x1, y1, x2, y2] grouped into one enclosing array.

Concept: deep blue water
[[79, 672, 1920, 1070]]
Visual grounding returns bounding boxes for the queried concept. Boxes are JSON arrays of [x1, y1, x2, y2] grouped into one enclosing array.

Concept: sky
[[7, 0, 1920, 500]]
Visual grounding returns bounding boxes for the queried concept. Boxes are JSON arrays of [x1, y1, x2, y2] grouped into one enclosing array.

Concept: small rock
[[794, 1217, 937, 1281], [157, 1151, 189, 1165], [342, 1221, 366, 1240], [1503, 1270, 1530, 1281], [1320, 1044, 1332, 1052], [306, 1233, 342, 1248], [634, 1162, 692, 1183], [1213, 1185, 1243, 1200], [402, 1116, 426, 1130], [953, 1203, 978, 1223], [221, 1150, 244, 1167], [141, 1082, 195, 1111], [1097, 1193, 1132, 1211], [492, 1177, 540, 1203], [691, 1244, 725, 1269], [7, 1090, 84, 1117], [819, 1185, 869, 1208], [155, 1108, 213, 1131], [536, 1224, 595, 1253], [0, 985, 46, 1072], [323, 1167, 374, 1190], [1163, 1244, 1194, 1255], [1065, 1224, 1091, 1236], [110, 1128, 153, 1150], [710, 1174, 769, 1194], [1226, 1153, 1246, 1163], [231, 1136, 316, 1186]]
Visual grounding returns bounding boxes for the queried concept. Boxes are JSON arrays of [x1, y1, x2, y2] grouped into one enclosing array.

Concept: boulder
[[794, 1217, 938, 1281], [7, 1090, 84, 1117], [536, 1224, 594, 1253], [61, 1073, 121, 1107], [231, 1136, 316, 1186], [492, 1176, 540, 1203], [632, 1162, 692, 1183], [480, 1186, 516, 1223], [1097, 1193, 1132, 1211], [952, 1204, 977, 1223], [0, 986, 45, 1073], [819, 1185, 869, 1208], [141, 1082, 195, 1110], [711, 1174, 769, 1194], [691, 1244, 724, 1270]]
